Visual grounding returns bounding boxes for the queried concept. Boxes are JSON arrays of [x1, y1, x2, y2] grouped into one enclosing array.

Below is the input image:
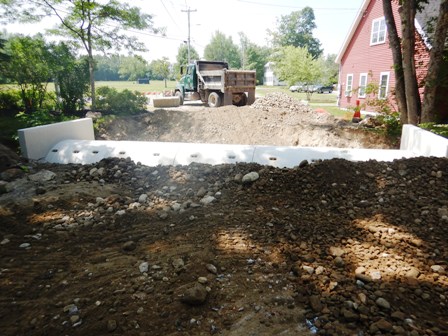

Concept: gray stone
[[29, 170, 56, 182], [376, 297, 391, 310], [242, 172, 259, 183], [206, 264, 218, 274], [334, 256, 345, 267], [172, 258, 185, 273], [180, 283, 208, 305], [139, 262, 149, 273], [200, 195, 216, 205]]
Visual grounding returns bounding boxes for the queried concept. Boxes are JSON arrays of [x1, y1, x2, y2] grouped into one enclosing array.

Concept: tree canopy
[[239, 32, 270, 84], [269, 7, 322, 58], [0, 0, 158, 110], [204, 31, 241, 69], [272, 45, 321, 97]]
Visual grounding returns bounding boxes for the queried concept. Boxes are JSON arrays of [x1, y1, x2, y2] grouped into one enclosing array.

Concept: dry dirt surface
[[96, 93, 397, 149], [0, 94, 447, 336]]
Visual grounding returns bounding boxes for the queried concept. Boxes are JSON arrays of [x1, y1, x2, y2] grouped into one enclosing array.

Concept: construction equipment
[[174, 60, 256, 108]]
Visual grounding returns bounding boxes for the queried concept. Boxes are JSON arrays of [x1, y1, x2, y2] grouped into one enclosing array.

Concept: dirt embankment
[[1, 94, 446, 336]]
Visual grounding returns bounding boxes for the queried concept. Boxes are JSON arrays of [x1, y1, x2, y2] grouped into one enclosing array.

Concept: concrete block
[[18, 118, 94, 160], [152, 97, 180, 108], [400, 124, 448, 157]]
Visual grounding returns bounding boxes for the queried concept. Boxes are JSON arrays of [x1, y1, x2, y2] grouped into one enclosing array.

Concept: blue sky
[[2, 0, 364, 62]]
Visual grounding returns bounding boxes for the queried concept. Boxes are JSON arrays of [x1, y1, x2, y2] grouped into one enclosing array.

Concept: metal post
[[181, 7, 197, 64]]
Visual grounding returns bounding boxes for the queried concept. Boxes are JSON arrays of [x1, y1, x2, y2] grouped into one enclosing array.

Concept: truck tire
[[175, 91, 184, 105], [232, 93, 247, 107], [208, 92, 221, 108]]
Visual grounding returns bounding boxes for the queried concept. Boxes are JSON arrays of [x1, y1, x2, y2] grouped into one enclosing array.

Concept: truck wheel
[[175, 91, 184, 105], [208, 92, 221, 108], [232, 93, 247, 106]]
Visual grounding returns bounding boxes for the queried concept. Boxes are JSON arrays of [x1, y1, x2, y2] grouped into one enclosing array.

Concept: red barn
[[336, 0, 440, 114]]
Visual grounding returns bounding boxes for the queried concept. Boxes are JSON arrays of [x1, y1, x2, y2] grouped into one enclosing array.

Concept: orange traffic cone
[[352, 100, 361, 123]]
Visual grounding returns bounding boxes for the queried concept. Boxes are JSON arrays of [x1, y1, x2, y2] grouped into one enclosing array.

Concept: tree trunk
[[421, 0, 448, 123], [400, 1, 421, 125], [383, 0, 408, 123], [89, 52, 95, 111]]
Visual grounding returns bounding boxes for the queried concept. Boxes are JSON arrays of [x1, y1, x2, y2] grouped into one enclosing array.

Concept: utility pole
[[181, 7, 197, 64]]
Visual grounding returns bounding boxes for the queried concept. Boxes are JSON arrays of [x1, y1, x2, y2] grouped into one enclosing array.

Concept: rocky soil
[[0, 94, 447, 335]]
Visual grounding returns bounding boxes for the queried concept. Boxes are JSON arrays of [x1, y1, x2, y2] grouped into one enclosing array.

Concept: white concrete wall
[[18, 118, 94, 160], [400, 124, 448, 157]]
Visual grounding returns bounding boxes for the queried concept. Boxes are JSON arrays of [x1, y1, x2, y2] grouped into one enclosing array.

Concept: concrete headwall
[[18, 118, 94, 160], [400, 124, 448, 157]]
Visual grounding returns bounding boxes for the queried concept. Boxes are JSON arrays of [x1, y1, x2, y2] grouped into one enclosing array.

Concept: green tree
[[204, 31, 241, 68], [176, 43, 199, 66], [94, 55, 122, 81], [150, 57, 171, 88], [269, 7, 322, 58], [383, 0, 448, 124], [319, 54, 339, 85], [1, 0, 158, 110], [2, 34, 52, 112], [119, 55, 149, 81], [239, 32, 270, 84], [49, 42, 89, 114], [173, 43, 199, 78], [272, 46, 321, 100]]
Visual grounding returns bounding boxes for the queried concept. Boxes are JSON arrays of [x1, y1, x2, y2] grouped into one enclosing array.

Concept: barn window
[[345, 74, 353, 97], [371, 17, 387, 45], [378, 72, 390, 99], [358, 73, 368, 98]]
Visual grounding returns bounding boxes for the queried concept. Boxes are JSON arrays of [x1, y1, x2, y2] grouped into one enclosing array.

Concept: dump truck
[[174, 60, 256, 108]]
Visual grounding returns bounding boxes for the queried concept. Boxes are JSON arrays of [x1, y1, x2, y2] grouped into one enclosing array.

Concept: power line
[[159, 0, 182, 32]]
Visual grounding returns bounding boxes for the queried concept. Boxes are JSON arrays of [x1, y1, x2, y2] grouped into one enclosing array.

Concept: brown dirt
[[0, 95, 447, 336]]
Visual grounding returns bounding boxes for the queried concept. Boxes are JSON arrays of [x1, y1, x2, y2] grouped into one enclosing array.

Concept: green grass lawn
[[1, 80, 177, 93], [96, 80, 177, 93]]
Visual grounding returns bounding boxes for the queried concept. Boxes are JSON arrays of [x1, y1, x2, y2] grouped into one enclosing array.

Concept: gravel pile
[[251, 92, 312, 112], [0, 156, 447, 335]]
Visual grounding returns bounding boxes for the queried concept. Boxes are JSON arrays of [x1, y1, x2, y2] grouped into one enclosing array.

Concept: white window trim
[[370, 17, 387, 46], [358, 73, 368, 98], [345, 74, 353, 97], [378, 71, 390, 99]]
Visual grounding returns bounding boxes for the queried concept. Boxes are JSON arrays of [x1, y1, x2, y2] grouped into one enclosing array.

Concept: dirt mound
[[0, 155, 447, 336], [96, 94, 397, 149]]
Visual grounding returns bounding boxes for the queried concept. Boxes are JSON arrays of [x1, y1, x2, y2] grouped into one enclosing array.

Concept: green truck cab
[[174, 60, 256, 108]]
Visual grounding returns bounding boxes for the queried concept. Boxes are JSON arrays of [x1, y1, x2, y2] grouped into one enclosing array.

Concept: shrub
[[419, 122, 448, 139], [96, 86, 147, 115], [0, 88, 23, 112]]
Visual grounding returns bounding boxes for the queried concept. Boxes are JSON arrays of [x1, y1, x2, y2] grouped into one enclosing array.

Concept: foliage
[[16, 108, 76, 127], [204, 31, 241, 69], [173, 43, 199, 78], [268, 7, 322, 58], [419, 122, 448, 138], [95, 86, 147, 115], [374, 112, 402, 137], [94, 55, 122, 81], [318, 54, 339, 85], [0, 0, 158, 110], [2, 34, 52, 112], [119, 55, 149, 81], [272, 46, 321, 100], [364, 82, 396, 115], [0, 88, 22, 111], [49, 43, 89, 114], [239, 32, 270, 84], [176, 43, 199, 66]]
